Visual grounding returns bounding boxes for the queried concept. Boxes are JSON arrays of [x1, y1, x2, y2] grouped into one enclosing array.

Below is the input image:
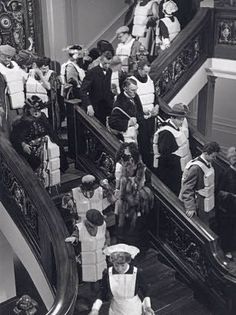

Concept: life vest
[[130, 75, 155, 113], [64, 61, 85, 86], [77, 221, 107, 282], [111, 70, 120, 95], [26, 76, 49, 103], [0, 61, 25, 109], [43, 136, 60, 188], [153, 121, 191, 170], [184, 159, 215, 212], [160, 16, 180, 42], [181, 117, 189, 139], [72, 186, 104, 220], [132, 0, 156, 38], [116, 37, 135, 72]]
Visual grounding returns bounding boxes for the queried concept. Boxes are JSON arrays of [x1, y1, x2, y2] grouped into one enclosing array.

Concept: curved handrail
[[150, 7, 213, 102], [0, 133, 78, 315]]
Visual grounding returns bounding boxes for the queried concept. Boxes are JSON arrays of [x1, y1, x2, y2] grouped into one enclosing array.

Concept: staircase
[[72, 248, 211, 315]]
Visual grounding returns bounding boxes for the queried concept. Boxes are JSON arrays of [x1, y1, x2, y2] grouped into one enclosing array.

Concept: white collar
[[200, 154, 211, 166]]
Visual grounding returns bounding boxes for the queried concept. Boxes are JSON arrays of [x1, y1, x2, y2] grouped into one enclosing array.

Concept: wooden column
[[197, 75, 217, 138]]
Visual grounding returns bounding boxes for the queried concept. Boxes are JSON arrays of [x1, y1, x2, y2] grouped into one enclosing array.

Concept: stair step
[[152, 280, 193, 313], [165, 297, 212, 315], [0, 296, 19, 315]]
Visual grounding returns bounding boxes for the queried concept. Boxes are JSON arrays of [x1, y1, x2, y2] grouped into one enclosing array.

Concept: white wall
[[41, 0, 128, 64], [0, 231, 16, 302], [0, 202, 54, 310], [212, 78, 236, 152]]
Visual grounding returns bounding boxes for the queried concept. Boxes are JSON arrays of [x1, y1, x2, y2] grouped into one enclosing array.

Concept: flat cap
[[0, 44, 16, 57], [116, 25, 129, 35], [86, 209, 104, 226]]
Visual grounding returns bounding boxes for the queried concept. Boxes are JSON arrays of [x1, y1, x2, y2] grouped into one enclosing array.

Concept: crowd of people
[[0, 1, 235, 313]]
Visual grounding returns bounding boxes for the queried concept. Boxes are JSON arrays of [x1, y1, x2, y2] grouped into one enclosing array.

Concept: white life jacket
[[185, 159, 215, 212], [111, 70, 120, 95], [43, 136, 60, 188], [132, 0, 156, 38], [77, 221, 106, 282], [72, 186, 104, 220], [160, 16, 180, 42], [64, 61, 85, 85], [153, 121, 191, 170], [181, 117, 189, 139], [26, 76, 49, 103], [42, 69, 54, 82], [0, 61, 25, 109], [116, 37, 135, 72], [130, 75, 155, 113]]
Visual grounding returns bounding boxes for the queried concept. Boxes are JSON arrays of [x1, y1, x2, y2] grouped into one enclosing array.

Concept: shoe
[[225, 252, 233, 260]]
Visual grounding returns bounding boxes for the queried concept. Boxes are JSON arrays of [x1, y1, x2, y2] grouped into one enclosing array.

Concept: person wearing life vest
[[153, 103, 192, 195], [159, 0, 180, 50], [60, 44, 86, 99], [30, 57, 61, 131], [115, 26, 144, 74], [132, 0, 160, 58], [179, 142, 220, 228], [72, 174, 104, 220], [65, 209, 110, 287], [89, 244, 155, 315], [130, 60, 159, 166], [0, 44, 26, 137], [10, 95, 68, 185]]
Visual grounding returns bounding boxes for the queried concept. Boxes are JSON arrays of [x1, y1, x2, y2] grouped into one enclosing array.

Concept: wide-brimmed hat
[[25, 95, 46, 110], [86, 209, 104, 226], [227, 147, 236, 160], [116, 26, 129, 35], [163, 0, 178, 15], [0, 44, 16, 57], [169, 103, 187, 117]]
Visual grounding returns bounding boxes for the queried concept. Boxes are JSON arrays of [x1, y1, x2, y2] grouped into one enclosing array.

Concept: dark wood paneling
[[0, 0, 44, 54]]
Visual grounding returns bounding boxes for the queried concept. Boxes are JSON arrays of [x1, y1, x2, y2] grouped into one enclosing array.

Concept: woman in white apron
[[89, 244, 155, 315]]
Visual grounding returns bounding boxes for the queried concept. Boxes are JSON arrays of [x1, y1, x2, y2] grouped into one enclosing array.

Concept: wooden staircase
[[73, 249, 211, 315]]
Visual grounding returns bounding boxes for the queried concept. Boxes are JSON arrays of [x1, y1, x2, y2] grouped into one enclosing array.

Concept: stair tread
[[165, 297, 211, 315]]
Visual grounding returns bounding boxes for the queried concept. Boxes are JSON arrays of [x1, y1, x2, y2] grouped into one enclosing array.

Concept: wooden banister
[[66, 102, 236, 314], [0, 134, 78, 315]]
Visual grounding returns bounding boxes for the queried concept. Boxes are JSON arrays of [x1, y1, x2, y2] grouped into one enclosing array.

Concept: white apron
[[108, 267, 143, 315]]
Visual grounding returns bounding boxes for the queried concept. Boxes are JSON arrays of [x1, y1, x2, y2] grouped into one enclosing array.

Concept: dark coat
[[80, 65, 114, 124], [156, 121, 182, 195], [108, 92, 151, 166], [217, 166, 236, 252], [108, 92, 145, 132]]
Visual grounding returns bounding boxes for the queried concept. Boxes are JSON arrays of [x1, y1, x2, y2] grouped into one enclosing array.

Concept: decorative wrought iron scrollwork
[[217, 20, 236, 45], [83, 126, 115, 180], [0, 153, 39, 241], [154, 36, 201, 97], [159, 207, 228, 299]]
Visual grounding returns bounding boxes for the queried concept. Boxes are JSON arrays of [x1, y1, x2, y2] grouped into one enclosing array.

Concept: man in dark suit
[[80, 51, 114, 125], [108, 78, 151, 166]]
